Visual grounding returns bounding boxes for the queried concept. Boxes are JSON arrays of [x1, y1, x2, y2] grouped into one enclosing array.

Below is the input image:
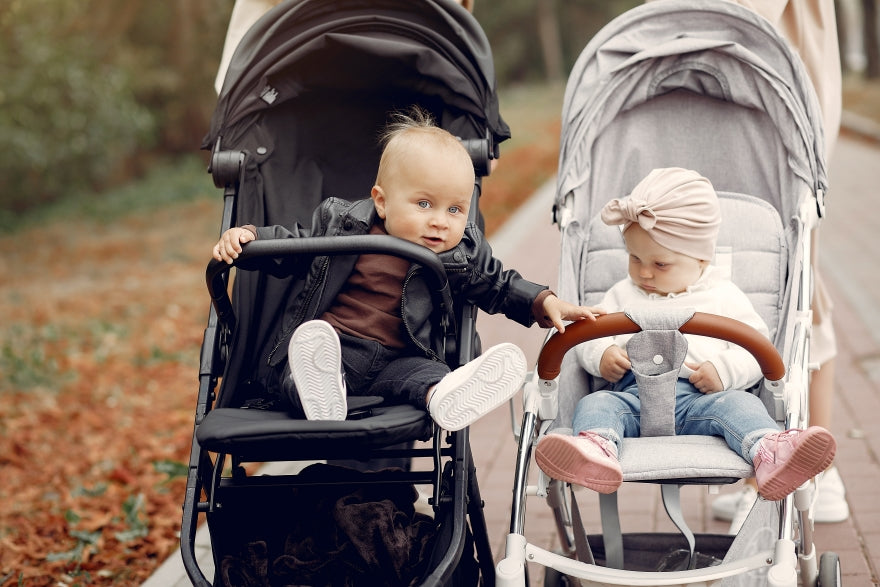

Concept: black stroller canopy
[[205, 0, 510, 153]]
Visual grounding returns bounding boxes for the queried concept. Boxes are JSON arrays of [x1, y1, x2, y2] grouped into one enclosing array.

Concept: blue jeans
[[571, 371, 778, 462]]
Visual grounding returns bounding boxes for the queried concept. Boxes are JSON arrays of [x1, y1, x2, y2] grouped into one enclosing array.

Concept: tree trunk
[[536, 0, 564, 82], [864, 0, 880, 77], [835, 0, 849, 72]]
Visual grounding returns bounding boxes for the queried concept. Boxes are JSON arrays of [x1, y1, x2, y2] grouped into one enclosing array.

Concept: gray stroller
[[495, 1, 841, 585]]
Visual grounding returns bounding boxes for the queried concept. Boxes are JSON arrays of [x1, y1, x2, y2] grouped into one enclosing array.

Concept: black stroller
[[180, 1, 510, 585]]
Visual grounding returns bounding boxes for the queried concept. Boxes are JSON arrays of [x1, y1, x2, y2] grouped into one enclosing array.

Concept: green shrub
[[0, 0, 155, 216]]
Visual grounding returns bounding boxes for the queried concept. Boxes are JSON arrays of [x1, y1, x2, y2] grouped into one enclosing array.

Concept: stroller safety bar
[[536, 312, 785, 382], [206, 235, 455, 331]]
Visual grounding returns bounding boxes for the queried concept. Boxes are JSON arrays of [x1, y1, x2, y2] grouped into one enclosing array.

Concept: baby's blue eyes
[[417, 200, 462, 215]]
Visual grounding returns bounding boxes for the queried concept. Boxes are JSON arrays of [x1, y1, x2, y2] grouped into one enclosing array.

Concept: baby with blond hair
[[215, 108, 602, 430]]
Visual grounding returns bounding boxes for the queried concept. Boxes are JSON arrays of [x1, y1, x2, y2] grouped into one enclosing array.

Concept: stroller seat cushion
[[619, 435, 754, 483], [197, 404, 433, 462]]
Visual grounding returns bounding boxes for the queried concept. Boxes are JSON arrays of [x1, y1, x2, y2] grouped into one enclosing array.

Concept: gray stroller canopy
[[557, 0, 827, 227]]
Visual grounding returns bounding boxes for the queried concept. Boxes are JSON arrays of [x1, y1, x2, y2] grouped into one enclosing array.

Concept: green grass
[[0, 324, 69, 393], [2, 154, 215, 233]]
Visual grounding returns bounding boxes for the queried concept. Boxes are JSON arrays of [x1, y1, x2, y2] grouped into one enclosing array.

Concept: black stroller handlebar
[[206, 235, 454, 330], [537, 311, 786, 382]]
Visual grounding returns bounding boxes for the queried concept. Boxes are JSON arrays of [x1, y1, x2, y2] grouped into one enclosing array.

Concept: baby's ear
[[371, 185, 387, 219]]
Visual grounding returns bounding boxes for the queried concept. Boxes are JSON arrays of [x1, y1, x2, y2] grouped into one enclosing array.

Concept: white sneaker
[[288, 320, 347, 421], [711, 485, 758, 534], [813, 466, 849, 522], [428, 343, 526, 431]]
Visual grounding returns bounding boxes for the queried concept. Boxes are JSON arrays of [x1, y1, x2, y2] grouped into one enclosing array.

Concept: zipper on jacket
[[401, 267, 441, 362], [266, 255, 331, 365]]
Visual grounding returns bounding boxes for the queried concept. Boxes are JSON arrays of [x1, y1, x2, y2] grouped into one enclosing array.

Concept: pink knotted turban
[[601, 168, 721, 260]]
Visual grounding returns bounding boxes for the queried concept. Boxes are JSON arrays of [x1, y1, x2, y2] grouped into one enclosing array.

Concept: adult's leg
[[215, 0, 282, 93], [701, 0, 848, 522]]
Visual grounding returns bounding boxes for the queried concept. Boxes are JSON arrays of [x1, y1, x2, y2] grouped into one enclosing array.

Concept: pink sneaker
[[754, 426, 836, 501], [535, 432, 622, 494]]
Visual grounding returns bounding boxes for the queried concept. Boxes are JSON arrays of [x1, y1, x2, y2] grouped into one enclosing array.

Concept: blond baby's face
[[623, 224, 708, 296], [371, 139, 474, 254]]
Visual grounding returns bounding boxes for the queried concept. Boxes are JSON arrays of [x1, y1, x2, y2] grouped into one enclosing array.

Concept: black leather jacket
[[255, 197, 548, 367]]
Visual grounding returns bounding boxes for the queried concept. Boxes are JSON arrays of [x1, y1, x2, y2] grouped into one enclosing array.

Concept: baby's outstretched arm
[[213, 226, 256, 264], [541, 294, 605, 333]]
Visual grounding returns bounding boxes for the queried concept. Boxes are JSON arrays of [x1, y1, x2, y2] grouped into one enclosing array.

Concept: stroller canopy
[[205, 0, 509, 228], [557, 0, 827, 227]]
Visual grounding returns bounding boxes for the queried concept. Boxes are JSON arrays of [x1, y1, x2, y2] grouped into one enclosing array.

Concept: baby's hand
[[599, 345, 630, 382], [687, 361, 724, 393], [213, 227, 256, 264], [542, 295, 605, 333]]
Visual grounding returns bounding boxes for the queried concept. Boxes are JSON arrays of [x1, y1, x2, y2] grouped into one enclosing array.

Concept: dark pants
[[282, 333, 448, 472], [283, 332, 449, 415]]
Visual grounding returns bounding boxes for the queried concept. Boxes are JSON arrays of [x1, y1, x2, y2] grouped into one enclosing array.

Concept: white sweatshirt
[[577, 265, 770, 391]]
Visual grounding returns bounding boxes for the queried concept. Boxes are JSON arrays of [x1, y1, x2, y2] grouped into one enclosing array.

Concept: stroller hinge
[[209, 138, 245, 189]]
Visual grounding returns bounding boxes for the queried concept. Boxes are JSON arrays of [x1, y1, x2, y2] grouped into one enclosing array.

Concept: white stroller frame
[[496, 1, 840, 585]]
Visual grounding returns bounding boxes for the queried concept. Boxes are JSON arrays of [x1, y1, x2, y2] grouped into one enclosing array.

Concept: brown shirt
[[320, 224, 410, 349], [247, 220, 557, 345]]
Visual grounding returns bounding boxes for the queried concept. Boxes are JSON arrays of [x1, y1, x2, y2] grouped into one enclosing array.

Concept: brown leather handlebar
[[536, 311, 785, 381]]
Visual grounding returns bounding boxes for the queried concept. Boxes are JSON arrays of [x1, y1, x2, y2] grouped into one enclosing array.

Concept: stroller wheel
[[818, 552, 842, 587]]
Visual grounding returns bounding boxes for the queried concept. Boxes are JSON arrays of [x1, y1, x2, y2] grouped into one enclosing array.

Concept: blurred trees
[[0, 0, 232, 217], [837, 0, 880, 77], [863, 0, 880, 77], [475, 0, 638, 85], [6, 0, 874, 218], [0, 0, 631, 217]]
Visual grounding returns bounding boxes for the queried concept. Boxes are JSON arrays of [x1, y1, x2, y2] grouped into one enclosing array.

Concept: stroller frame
[[179, 0, 511, 584]]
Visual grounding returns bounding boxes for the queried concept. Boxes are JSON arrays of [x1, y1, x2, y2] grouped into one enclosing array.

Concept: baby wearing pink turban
[[601, 168, 721, 261]]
